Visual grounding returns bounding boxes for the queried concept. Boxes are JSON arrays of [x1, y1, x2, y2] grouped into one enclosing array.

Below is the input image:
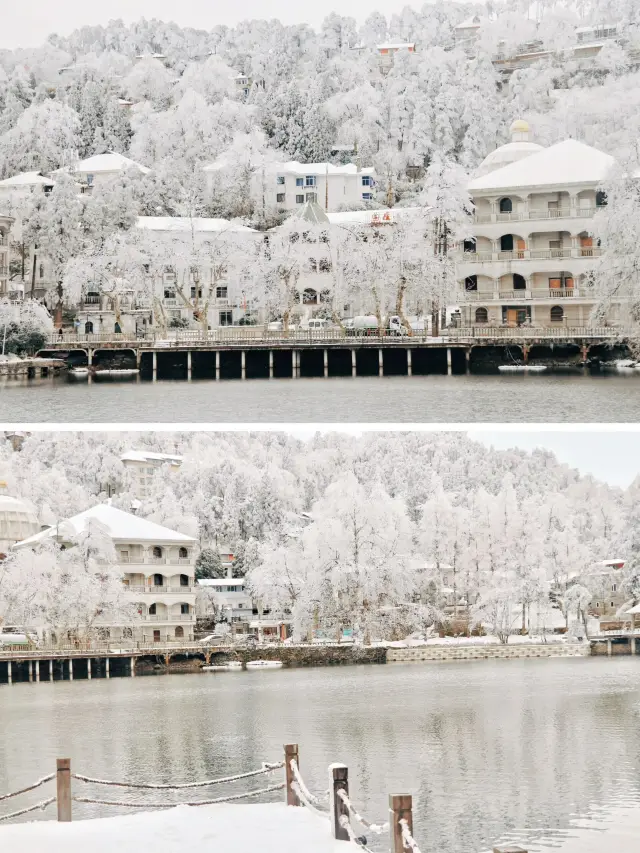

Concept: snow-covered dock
[[0, 802, 360, 853]]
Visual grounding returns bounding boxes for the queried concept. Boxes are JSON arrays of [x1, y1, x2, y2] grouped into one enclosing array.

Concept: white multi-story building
[[0, 172, 56, 300], [15, 503, 198, 644], [456, 120, 616, 327], [0, 214, 13, 297], [196, 577, 253, 624], [121, 450, 183, 499], [67, 151, 150, 192]]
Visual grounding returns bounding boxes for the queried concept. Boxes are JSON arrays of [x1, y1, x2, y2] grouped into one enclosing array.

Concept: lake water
[[1, 372, 640, 422], [2, 658, 640, 853]]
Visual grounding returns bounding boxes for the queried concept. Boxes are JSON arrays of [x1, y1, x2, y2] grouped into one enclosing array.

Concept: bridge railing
[[44, 326, 630, 348]]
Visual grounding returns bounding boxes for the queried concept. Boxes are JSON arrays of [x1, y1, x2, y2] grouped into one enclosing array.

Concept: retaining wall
[[387, 642, 590, 662]]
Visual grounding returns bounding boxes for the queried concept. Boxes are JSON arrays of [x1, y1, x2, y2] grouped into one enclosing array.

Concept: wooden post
[[331, 764, 350, 841], [406, 348, 412, 377], [56, 758, 72, 822], [389, 794, 413, 853], [28, 660, 34, 682], [284, 744, 300, 806], [523, 344, 529, 364]]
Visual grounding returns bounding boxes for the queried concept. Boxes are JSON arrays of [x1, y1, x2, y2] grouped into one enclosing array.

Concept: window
[[219, 310, 233, 326], [500, 234, 514, 251], [276, 193, 286, 203], [153, 574, 163, 587], [305, 192, 317, 202], [39, 263, 44, 279], [180, 603, 190, 614], [305, 176, 316, 187], [295, 178, 304, 187], [152, 547, 163, 559], [149, 603, 157, 615], [164, 289, 175, 299], [190, 287, 203, 299], [86, 174, 94, 186], [153, 630, 161, 642], [216, 286, 228, 299], [303, 288, 318, 305], [465, 275, 478, 291], [179, 548, 188, 559], [175, 626, 184, 638], [499, 198, 512, 213], [362, 193, 373, 200], [611, 601, 615, 607], [318, 258, 331, 273], [276, 176, 285, 185], [612, 583, 617, 592], [296, 195, 304, 204], [362, 176, 372, 186], [475, 307, 488, 323], [84, 320, 94, 333], [513, 273, 526, 290], [596, 191, 607, 207], [550, 305, 564, 322]]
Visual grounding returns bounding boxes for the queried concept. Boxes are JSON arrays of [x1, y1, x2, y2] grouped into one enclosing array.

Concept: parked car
[[267, 320, 299, 332]]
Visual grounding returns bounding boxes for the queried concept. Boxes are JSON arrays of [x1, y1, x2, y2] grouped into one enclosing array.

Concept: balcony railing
[[118, 555, 192, 565], [474, 207, 595, 224], [141, 614, 195, 622], [126, 584, 195, 593], [461, 288, 582, 302], [460, 248, 601, 263]]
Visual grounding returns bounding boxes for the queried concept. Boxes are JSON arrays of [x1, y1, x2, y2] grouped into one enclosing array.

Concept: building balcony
[[126, 584, 196, 593], [459, 288, 586, 303], [140, 614, 195, 622], [118, 555, 192, 566], [461, 248, 600, 263], [473, 207, 596, 224]]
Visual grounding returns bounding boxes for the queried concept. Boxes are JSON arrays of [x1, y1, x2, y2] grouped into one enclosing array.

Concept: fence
[[0, 745, 532, 853]]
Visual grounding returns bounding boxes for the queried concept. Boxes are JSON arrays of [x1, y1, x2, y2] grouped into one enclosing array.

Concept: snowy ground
[[0, 803, 359, 853]]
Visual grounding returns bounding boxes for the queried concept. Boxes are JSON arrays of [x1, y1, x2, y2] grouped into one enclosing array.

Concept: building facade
[[0, 214, 14, 298], [120, 451, 184, 499], [456, 120, 617, 328], [15, 503, 198, 644]]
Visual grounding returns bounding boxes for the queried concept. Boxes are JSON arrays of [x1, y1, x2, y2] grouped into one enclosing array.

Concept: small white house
[[265, 162, 377, 212], [68, 151, 151, 191], [196, 578, 253, 624]]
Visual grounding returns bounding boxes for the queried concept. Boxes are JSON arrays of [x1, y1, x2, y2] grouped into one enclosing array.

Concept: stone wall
[[387, 642, 590, 663], [215, 645, 387, 667]]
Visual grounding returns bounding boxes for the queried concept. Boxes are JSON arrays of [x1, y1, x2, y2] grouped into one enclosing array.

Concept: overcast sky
[[2, 1, 420, 49]]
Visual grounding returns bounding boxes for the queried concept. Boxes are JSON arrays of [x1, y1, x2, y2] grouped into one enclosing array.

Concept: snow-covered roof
[[136, 216, 258, 234], [198, 579, 246, 587], [468, 139, 615, 192], [121, 450, 183, 464], [475, 141, 544, 177], [0, 494, 38, 516], [376, 43, 415, 50], [602, 559, 625, 567], [455, 15, 484, 29], [71, 152, 151, 175], [626, 604, 640, 614], [15, 503, 195, 548], [576, 23, 617, 33], [276, 161, 375, 177], [0, 171, 54, 188]]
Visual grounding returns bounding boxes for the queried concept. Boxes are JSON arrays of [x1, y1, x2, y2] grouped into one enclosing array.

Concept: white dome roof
[[475, 140, 545, 177], [0, 495, 40, 550]]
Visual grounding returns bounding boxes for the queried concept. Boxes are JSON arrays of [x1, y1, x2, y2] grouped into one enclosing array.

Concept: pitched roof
[[0, 171, 54, 187], [468, 139, 615, 192], [72, 151, 151, 175], [136, 216, 257, 234], [15, 503, 195, 548], [121, 451, 183, 464]]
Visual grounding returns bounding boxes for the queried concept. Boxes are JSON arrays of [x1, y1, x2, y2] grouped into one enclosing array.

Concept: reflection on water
[[1, 658, 640, 852], [2, 373, 640, 422]]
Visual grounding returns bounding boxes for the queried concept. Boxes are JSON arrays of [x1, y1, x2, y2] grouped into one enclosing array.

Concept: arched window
[[149, 603, 157, 615], [179, 574, 189, 586], [596, 190, 607, 207], [550, 305, 564, 322], [475, 307, 488, 323], [84, 321, 94, 334], [153, 573, 163, 586], [499, 198, 513, 213], [465, 275, 478, 292], [152, 546, 163, 558], [500, 234, 514, 251], [175, 626, 184, 638], [513, 274, 526, 290], [179, 547, 188, 559], [302, 288, 318, 305]]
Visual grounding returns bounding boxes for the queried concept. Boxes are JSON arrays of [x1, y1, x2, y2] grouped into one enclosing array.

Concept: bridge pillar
[[87, 349, 93, 366], [269, 350, 274, 379], [34, 660, 40, 682], [406, 349, 412, 377], [446, 347, 452, 375], [465, 349, 471, 374], [69, 659, 74, 681], [136, 350, 141, 368], [152, 351, 157, 382], [215, 350, 220, 381], [130, 657, 136, 676], [632, 637, 636, 655], [28, 661, 33, 682], [351, 349, 357, 377], [581, 344, 588, 363], [7, 661, 11, 684], [187, 350, 192, 382], [323, 349, 328, 378], [378, 348, 384, 377], [523, 345, 529, 364], [241, 350, 246, 380], [292, 350, 298, 378], [106, 658, 110, 679], [607, 638, 612, 656], [87, 658, 92, 680], [49, 659, 53, 681]]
